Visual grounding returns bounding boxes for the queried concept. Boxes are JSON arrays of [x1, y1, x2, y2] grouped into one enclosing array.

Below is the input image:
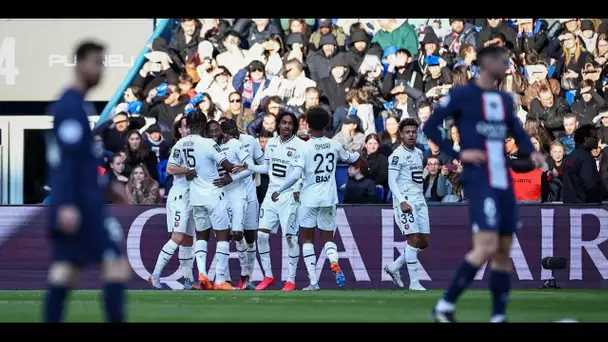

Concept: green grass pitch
[[1, 289, 606, 322]]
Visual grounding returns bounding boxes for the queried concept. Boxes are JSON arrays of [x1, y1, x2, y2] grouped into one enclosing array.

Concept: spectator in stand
[[372, 19, 419, 58], [558, 113, 578, 155], [195, 41, 219, 92], [353, 55, 386, 110], [143, 124, 171, 163], [263, 58, 316, 107], [516, 19, 548, 57], [379, 115, 400, 156], [92, 112, 130, 155], [178, 73, 196, 100], [422, 155, 451, 202], [571, 79, 606, 125], [223, 92, 255, 133], [478, 19, 517, 52], [199, 19, 232, 54], [233, 60, 272, 111], [169, 19, 202, 71], [418, 27, 453, 72], [297, 113, 310, 140], [125, 130, 159, 182], [333, 115, 365, 154], [545, 141, 566, 202], [422, 56, 453, 99], [528, 84, 569, 139], [591, 142, 608, 200], [363, 133, 388, 189], [192, 92, 222, 121], [500, 54, 526, 101], [257, 34, 285, 78], [344, 28, 380, 74], [343, 158, 378, 204], [451, 64, 472, 86], [522, 54, 561, 110], [146, 83, 189, 142], [447, 124, 461, 152], [530, 135, 550, 171], [261, 114, 277, 135], [593, 33, 608, 67], [126, 164, 161, 205], [580, 20, 598, 54], [283, 33, 309, 64], [318, 54, 355, 118], [382, 48, 424, 98], [415, 101, 442, 151], [562, 124, 601, 204], [423, 139, 452, 166], [205, 66, 236, 112], [524, 118, 552, 152], [215, 30, 249, 77], [592, 106, 608, 142], [383, 80, 421, 121], [247, 96, 298, 137], [555, 31, 593, 91], [346, 88, 376, 136], [236, 19, 284, 49], [309, 19, 347, 51], [307, 34, 340, 83], [443, 19, 478, 56], [135, 38, 179, 97], [122, 86, 149, 119], [282, 19, 313, 43], [106, 154, 129, 187]]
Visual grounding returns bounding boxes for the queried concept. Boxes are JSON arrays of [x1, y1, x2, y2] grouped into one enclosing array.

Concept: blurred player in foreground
[[149, 114, 199, 290], [234, 112, 305, 291], [384, 118, 429, 291], [423, 46, 544, 322], [44, 41, 131, 322], [271, 108, 359, 290]]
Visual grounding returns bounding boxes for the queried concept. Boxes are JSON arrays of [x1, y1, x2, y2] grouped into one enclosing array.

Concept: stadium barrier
[[0, 204, 606, 290]]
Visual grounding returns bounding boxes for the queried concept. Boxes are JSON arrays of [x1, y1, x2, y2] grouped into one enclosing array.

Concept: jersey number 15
[[183, 148, 196, 168]]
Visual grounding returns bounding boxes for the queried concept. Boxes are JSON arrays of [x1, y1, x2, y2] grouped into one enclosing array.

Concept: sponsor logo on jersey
[[476, 121, 507, 140], [391, 156, 399, 166], [213, 144, 221, 153]]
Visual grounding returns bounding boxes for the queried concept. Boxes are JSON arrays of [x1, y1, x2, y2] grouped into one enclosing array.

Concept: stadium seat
[[157, 159, 168, 187], [336, 164, 349, 203], [375, 187, 384, 202]]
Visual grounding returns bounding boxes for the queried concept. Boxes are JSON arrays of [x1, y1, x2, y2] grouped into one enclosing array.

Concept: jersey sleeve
[[251, 137, 265, 164], [236, 142, 251, 164], [207, 140, 228, 165], [387, 150, 406, 203], [423, 90, 461, 159], [292, 145, 307, 170], [335, 141, 360, 163], [168, 142, 183, 167]]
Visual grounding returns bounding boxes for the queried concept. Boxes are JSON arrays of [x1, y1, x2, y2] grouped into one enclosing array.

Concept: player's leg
[[405, 202, 430, 291], [255, 201, 280, 290], [44, 249, 82, 322], [318, 206, 344, 288], [192, 206, 213, 290], [281, 196, 300, 291], [299, 206, 319, 290], [179, 218, 199, 290], [433, 189, 500, 322], [384, 205, 409, 288], [98, 217, 130, 323], [150, 201, 188, 289], [211, 195, 234, 290], [229, 194, 248, 287], [244, 199, 259, 283]]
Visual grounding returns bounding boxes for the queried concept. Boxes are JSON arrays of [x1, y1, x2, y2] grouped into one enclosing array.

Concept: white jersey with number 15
[[293, 137, 358, 207]]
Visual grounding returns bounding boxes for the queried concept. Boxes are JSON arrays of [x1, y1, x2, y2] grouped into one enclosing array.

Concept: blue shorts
[[465, 185, 520, 236], [51, 220, 123, 266]]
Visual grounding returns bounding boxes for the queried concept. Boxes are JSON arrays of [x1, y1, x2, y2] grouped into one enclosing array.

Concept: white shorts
[[226, 188, 247, 232], [243, 198, 259, 230], [259, 193, 299, 235], [298, 205, 336, 231], [394, 200, 430, 235], [192, 192, 230, 231], [166, 198, 195, 236]]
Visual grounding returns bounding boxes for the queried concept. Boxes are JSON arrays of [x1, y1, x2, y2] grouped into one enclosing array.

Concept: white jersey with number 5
[[179, 135, 227, 206], [388, 145, 425, 208], [293, 137, 358, 207], [265, 135, 305, 195]]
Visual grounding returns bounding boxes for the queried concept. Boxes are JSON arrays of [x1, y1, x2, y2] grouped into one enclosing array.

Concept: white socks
[[153, 240, 179, 276], [405, 244, 420, 284], [215, 241, 230, 284], [178, 245, 194, 282], [247, 242, 257, 277], [194, 240, 208, 277], [235, 237, 249, 277], [286, 235, 300, 283], [323, 241, 339, 264], [302, 243, 318, 285], [257, 231, 273, 278]]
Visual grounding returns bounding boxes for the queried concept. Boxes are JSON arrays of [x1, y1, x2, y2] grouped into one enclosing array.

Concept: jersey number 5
[[182, 148, 196, 167], [314, 153, 336, 174], [412, 171, 423, 184], [272, 164, 287, 177]]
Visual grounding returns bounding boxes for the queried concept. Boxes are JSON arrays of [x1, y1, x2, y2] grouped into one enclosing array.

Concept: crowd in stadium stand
[[91, 18, 608, 206]]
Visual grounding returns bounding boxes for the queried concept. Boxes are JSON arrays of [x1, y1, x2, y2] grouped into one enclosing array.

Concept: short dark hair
[[306, 107, 330, 131], [186, 108, 208, 130], [75, 41, 105, 62], [477, 46, 509, 68], [259, 129, 274, 138], [396, 48, 411, 58], [276, 112, 299, 136], [399, 118, 419, 131], [564, 113, 577, 121], [418, 101, 433, 111], [350, 158, 370, 177]]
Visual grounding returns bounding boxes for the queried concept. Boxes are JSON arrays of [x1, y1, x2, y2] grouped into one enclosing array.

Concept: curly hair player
[[271, 108, 359, 290], [423, 46, 545, 323], [384, 118, 429, 291]]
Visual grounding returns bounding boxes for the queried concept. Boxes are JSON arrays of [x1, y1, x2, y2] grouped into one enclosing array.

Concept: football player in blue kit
[[423, 46, 545, 323]]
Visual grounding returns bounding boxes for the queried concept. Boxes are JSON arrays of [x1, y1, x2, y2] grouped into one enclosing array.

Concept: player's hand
[[56, 205, 81, 235], [232, 163, 248, 173], [530, 151, 546, 168], [271, 191, 280, 202], [213, 174, 232, 187], [400, 201, 412, 214], [459, 149, 487, 166], [186, 169, 198, 181], [294, 191, 300, 202]]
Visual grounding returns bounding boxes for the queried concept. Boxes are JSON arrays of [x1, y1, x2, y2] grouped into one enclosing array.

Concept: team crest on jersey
[[391, 156, 399, 166], [287, 151, 293, 157], [174, 221, 179, 228], [172, 148, 180, 160], [213, 144, 221, 153]]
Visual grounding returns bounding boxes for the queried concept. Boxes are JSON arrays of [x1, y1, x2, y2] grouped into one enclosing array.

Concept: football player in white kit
[[271, 108, 359, 290], [181, 111, 236, 291], [149, 115, 199, 290], [233, 112, 304, 291], [384, 118, 429, 291]]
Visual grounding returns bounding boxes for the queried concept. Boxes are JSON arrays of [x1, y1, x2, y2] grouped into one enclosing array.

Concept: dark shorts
[[465, 185, 520, 236], [51, 218, 123, 266]]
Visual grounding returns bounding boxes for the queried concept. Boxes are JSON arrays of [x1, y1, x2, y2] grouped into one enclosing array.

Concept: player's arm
[[251, 137, 265, 165], [336, 143, 360, 163], [387, 155, 407, 205], [208, 142, 234, 171], [166, 144, 188, 175], [276, 149, 305, 194], [422, 92, 460, 159], [229, 147, 253, 182]]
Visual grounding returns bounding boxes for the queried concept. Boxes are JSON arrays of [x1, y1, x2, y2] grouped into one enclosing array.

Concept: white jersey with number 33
[[293, 137, 358, 207], [388, 145, 425, 207]]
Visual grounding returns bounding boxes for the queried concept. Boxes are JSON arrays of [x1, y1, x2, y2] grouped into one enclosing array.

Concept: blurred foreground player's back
[[44, 41, 130, 323]]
